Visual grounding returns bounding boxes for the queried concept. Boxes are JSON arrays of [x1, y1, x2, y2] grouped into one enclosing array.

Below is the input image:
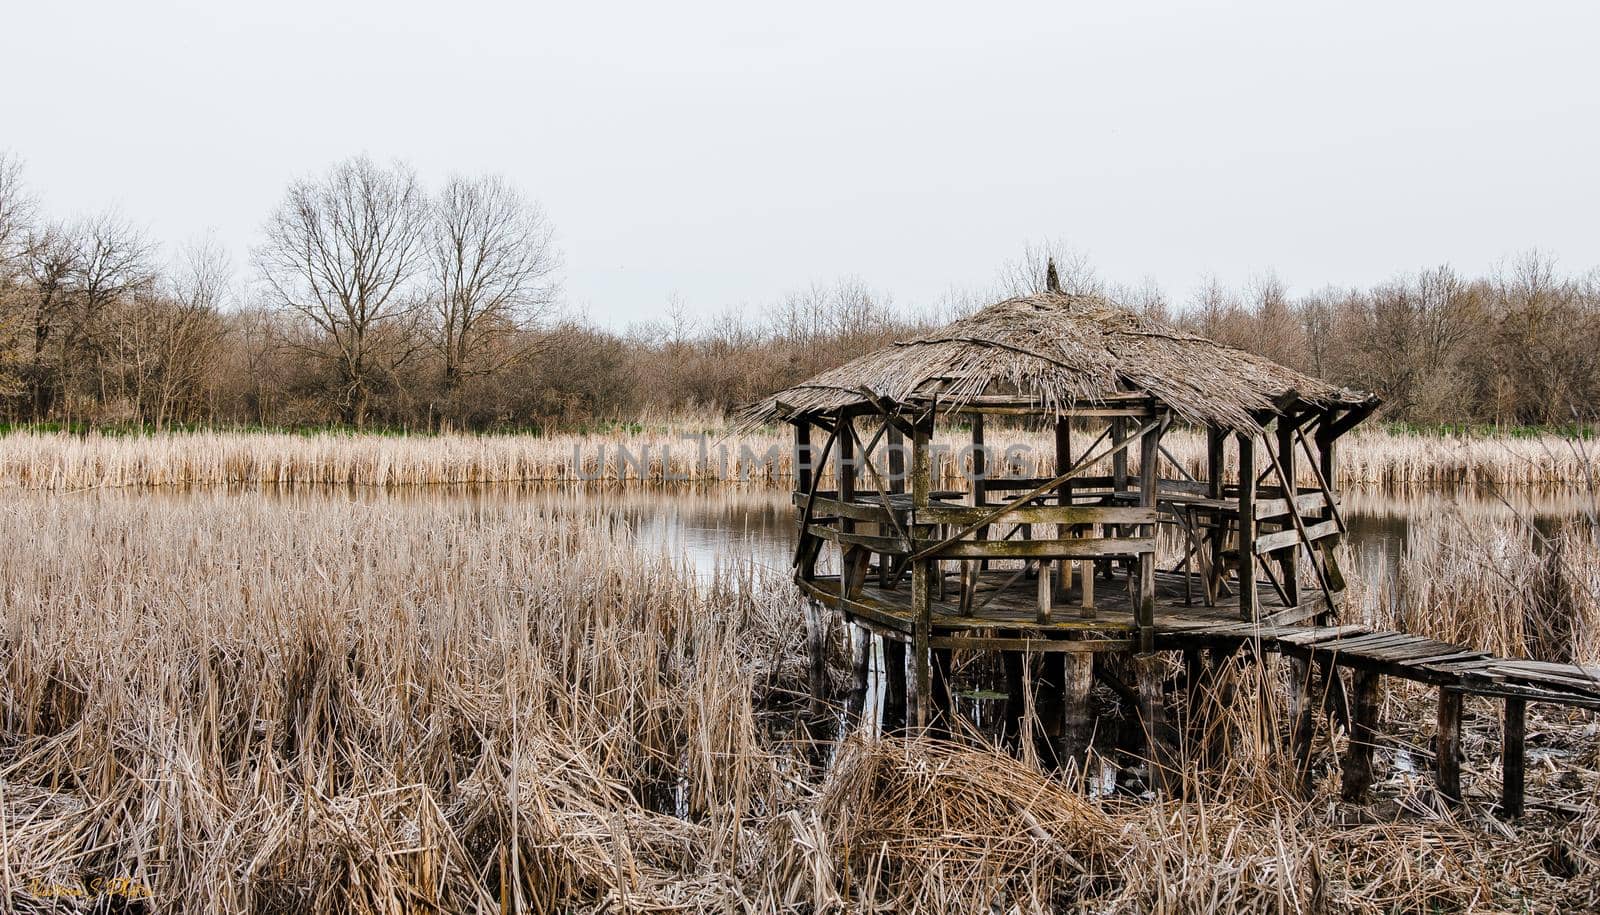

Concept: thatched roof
[[741, 292, 1376, 433]]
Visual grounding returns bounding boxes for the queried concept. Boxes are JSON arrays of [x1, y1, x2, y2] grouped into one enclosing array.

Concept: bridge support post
[[1342, 667, 1382, 801], [1288, 656, 1318, 795], [1501, 697, 1526, 819], [1437, 688, 1463, 805], [882, 636, 907, 734]]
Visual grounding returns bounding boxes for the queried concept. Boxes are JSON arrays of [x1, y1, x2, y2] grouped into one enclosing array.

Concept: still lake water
[[243, 484, 1594, 580]]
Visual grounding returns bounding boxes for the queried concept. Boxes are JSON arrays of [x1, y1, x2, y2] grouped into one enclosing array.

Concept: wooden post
[[805, 599, 830, 720], [1062, 651, 1095, 770], [1437, 688, 1463, 804], [1111, 417, 1128, 494], [883, 422, 906, 589], [1502, 697, 1526, 818], [795, 420, 813, 495], [837, 410, 857, 589], [1205, 427, 1225, 607], [931, 648, 954, 736], [845, 624, 870, 727], [1037, 652, 1065, 765], [1137, 421, 1159, 652], [1237, 433, 1258, 622], [1036, 560, 1053, 623], [1054, 417, 1072, 604], [1002, 650, 1025, 747], [1342, 667, 1382, 801], [1276, 417, 1299, 606], [1288, 656, 1317, 796], [1136, 653, 1169, 792], [911, 414, 934, 732], [882, 636, 907, 734]]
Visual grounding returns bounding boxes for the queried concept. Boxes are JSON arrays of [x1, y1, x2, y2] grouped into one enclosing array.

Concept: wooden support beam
[[1136, 653, 1170, 792], [910, 415, 934, 732], [1137, 422, 1160, 652], [1237, 433, 1258, 622], [882, 636, 907, 734], [805, 599, 830, 720], [1342, 667, 1382, 801], [794, 420, 813, 496], [931, 647, 954, 736], [1062, 651, 1094, 770], [1111, 416, 1130, 491], [1038, 653, 1066, 766], [1437, 688, 1463, 804], [846, 624, 870, 727], [1002, 650, 1025, 748], [1275, 417, 1299, 605], [1502, 697, 1526, 819], [1288, 656, 1317, 796]]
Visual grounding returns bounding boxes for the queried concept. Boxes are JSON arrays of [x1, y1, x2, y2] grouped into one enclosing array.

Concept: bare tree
[[255, 157, 428, 427], [117, 235, 230, 427], [997, 239, 1102, 297], [0, 153, 37, 399], [0, 152, 33, 275], [428, 174, 559, 424]]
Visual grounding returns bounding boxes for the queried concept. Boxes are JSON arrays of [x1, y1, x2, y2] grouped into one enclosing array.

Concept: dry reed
[[0, 424, 1594, 491], [2, 490, 1598, 912]]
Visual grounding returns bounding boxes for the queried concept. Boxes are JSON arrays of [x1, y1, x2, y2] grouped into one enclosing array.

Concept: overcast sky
[[5, 1, 1597, 326]]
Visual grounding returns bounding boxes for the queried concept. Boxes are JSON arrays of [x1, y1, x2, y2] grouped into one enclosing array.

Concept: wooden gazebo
[[742, 273, 1380, 766]]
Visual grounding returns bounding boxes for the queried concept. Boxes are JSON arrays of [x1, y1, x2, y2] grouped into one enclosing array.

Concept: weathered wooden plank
[[1276, 625, 1371, 647], [926, 635, 1136, 652], [1254, 519, 1339, 555], [1254, 490, 1335, 520], [916, 503, 1156, 527], [933, 537, 1155, 560]]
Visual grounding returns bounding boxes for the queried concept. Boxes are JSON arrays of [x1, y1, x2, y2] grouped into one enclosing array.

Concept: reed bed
[[1346, 512, 1600, 665], [0, 424, 1594, 490], [2, 491, 1599, 912]]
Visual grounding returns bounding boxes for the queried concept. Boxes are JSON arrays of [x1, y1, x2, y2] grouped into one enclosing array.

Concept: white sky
[[5, 1, 1598, 327]]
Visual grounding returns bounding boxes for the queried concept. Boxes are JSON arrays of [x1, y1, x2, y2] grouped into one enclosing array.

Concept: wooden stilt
[[1001, 650, 1025, 746], [805, 599, 830, 720], [1342, 667, 1382, 801], [1136, 653, 1170, 792], [845, 624, 869, 726], [882, 637, 907, 734], [931, 647, 954, 736], [1062, 651, 1094, 770], [1182, 648, 1206, 752], [1206, 428, 1225, 607], [1205, 645, 1240, 769], [1437, 688, 1463, 804], [1501, 697, 1526, 819], [1037, 652, 1065, 765], [911, 415, 934, 731], [1288, 656, 1317, 795]]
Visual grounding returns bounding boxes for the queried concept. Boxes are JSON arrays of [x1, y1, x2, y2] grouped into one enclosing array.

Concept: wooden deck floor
[[800, 568, 1330, 640]]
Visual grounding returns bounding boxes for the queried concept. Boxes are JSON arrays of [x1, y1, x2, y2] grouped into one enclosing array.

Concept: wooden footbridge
[[741, 271, 1598, 817]]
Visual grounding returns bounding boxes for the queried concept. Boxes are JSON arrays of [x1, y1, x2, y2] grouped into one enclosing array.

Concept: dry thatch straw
[[740, 292, 1374, 432]]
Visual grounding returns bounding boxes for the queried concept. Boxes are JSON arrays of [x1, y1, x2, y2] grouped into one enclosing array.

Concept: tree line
[[1, 153, 1596, 431]]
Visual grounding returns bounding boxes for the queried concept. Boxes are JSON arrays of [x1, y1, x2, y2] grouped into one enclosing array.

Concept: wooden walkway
[[1158, 619, 1600, 817]]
